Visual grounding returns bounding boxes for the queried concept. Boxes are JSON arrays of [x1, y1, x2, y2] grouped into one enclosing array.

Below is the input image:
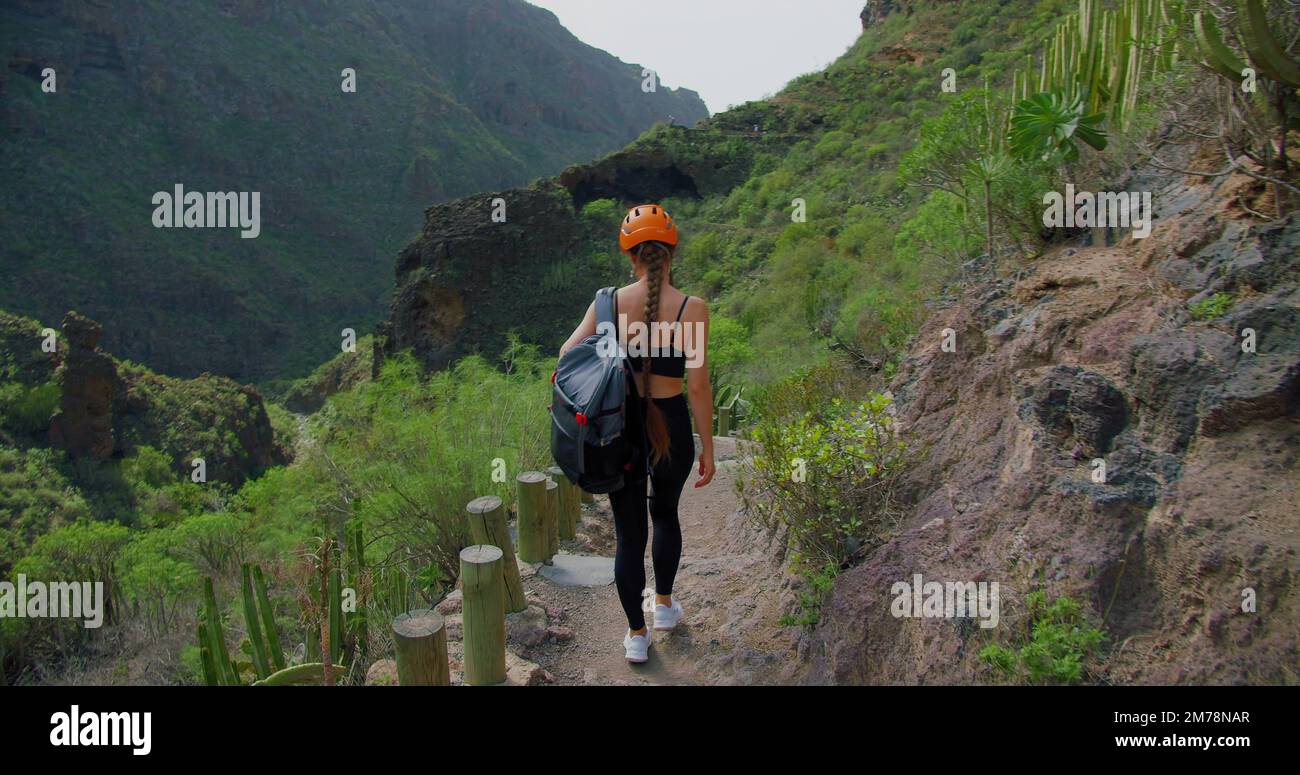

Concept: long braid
[[636, 242, 672, 466]]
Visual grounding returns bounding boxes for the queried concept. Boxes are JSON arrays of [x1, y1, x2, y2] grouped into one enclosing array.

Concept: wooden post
[[515, 472, 548, 563], [718, 405, 732, 436], [581, 489, 594, 504], [466, 496, 526, 613], [544, 479, 560, 559], [391, 609, 450, 686], [459, 545, 506, 686], [545, 466, 580, 540]]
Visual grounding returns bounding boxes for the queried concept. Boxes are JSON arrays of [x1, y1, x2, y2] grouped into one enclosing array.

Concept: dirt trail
[[520, 435, 793, 686]]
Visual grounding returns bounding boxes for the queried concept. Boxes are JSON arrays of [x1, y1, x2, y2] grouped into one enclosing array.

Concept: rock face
[[387, 126, 796, 370], [48, 313, 120, 461], [860, 0, 905, 29], [799, 162, 1299, 685], [388, 182, 596, 371]]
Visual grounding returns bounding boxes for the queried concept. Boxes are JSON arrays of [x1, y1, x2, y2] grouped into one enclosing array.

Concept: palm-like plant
[[1010, 91, 1109, 163], [966, 153, 1014, 260]]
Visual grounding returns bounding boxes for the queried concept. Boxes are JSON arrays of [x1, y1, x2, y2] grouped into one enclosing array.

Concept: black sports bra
[[616, 289, 692, 379]]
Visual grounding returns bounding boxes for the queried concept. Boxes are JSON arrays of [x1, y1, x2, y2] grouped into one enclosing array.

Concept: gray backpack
[[549, 287, 643, 493]]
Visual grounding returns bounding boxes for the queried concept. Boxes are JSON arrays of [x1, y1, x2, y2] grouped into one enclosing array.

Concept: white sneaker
[[623, 628, 651, 663], [653, 597, 684, 631]]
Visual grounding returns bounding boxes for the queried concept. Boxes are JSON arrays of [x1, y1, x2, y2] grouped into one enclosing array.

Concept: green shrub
[[118, 531, 201, 635], [0, 445, 91, 572], [978, 591, 1106, 685], [1189, 292, 1233, 321], [0, 381, 60, 435], [264, 402, 300, 453], [707, 315, 756, 380], [580, 198, 620, 231], [122, 445, 178, 490], [893, 189, 974, 269], [739, 392, 906, 580], [541, 257, 582, 293], [296, 346, 551, 588], [779, 559, 838, 629]]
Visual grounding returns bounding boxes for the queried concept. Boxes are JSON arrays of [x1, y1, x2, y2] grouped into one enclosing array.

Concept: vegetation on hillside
[[0, 340, 550, 683], [0, 0, 706, 383]]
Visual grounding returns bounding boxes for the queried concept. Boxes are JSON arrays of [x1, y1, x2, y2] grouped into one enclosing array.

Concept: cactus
[[1193, 11, 1247, 81], [197, 626, 219, 686], [304, 623, 321, 662], [240, 564, 272, 680], [328, 563, 343, 667], [374, 566, 409, 614], [344, 521, 368, 662], [196, 565, 291, 686], [1188, 1, 1300, 88], [1014, 0, 1180, 137], [1188, 0, 1297, 182], [1239, 0, 1300, 87], [252, 565, 286, 671], [193, 563, 357, 688], [310, 535, 344, 683], [200, 578, 240, 685]]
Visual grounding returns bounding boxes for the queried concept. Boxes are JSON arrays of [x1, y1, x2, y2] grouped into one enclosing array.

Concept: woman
[[559, 204, 716, 663]]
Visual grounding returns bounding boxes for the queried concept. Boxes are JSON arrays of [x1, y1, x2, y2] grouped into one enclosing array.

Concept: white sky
[[526, 0, 866, 114]]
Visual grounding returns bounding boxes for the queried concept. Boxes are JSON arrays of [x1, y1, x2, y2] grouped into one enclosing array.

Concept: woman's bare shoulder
[[682, 293, 709, 320]]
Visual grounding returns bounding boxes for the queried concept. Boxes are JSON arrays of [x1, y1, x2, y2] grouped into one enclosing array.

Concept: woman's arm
[[558, 301, 597, 358], [684, 298, 715, 488]]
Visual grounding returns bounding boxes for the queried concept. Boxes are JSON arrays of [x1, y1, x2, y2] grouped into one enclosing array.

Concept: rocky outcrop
[[387, 126, 796, 370], [799, 161, 1299, 685], [48, 312, 120, 461], [6, 309, 285, 485], [387, 181, 596, 371], [559, 126, 765, 209], [861, 0, 905, 29]]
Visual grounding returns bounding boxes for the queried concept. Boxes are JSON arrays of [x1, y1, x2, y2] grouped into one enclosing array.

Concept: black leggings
[[609, 393, 695, 631]]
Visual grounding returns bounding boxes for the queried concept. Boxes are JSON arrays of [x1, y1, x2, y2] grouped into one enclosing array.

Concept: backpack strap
[[594, 287, 621, 359], [595, 286, 616, 330]]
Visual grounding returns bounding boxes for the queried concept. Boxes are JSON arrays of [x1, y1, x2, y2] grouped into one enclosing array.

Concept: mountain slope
[[0, 0, 706, 382]]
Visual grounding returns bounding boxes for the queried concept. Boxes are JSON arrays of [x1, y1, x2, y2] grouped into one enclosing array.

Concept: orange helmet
[[618, 204, 678, 253]]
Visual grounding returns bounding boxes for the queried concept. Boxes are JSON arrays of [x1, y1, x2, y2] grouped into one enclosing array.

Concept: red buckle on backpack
[[575, 412, 587, 425], [550, 370, 557, 384]]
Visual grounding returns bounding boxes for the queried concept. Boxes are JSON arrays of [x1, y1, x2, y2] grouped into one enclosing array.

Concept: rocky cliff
[[385, 124, 797, 369], [799, 157, 1299, 685]]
